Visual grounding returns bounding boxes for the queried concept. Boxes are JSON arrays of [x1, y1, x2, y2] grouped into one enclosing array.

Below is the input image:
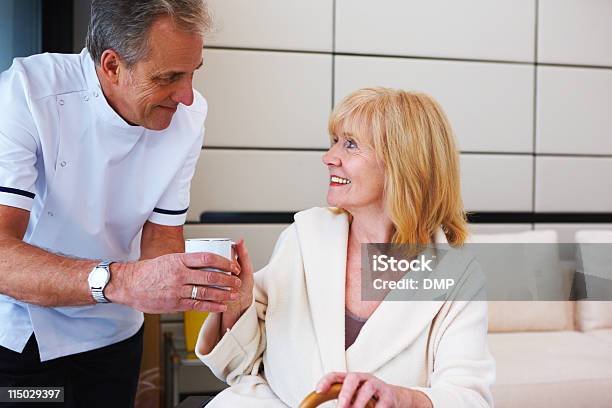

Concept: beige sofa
[[480, 230, 612, 408], [489, 301, 612, 407]]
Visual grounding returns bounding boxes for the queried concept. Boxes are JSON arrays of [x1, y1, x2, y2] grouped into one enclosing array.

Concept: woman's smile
[[329, 175, 352, 186]]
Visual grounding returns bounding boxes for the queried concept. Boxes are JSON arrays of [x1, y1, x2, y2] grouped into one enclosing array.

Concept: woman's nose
[[322, 145, 341, 167]]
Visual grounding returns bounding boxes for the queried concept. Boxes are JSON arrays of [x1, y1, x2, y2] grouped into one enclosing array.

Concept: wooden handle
[[299, 383, 376, 408]]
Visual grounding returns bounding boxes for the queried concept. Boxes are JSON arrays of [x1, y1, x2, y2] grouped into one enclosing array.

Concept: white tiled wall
[[189, 151, 533, 216], [188, 1, 612, 237], [461, 155, 533, 212], [538, 0, 612, 67], [536, 66, 612, 155], [336, 0, 536, 62], [535, 157, 612, 213], [206, 0, 333, 52], [334, 56, 534, 153], [187, 150, 329, 221], [196, 49, 332, 148]]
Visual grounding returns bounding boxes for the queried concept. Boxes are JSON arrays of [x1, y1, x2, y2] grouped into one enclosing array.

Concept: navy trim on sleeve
[[153, 207, 188, 215], [0, 186, 35, 199]]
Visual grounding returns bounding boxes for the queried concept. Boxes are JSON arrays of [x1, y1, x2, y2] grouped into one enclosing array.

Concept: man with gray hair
[[0, 1, 240, 406]]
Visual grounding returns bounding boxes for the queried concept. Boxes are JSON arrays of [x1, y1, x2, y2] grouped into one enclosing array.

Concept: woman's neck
[[348, 210, 394, 244]]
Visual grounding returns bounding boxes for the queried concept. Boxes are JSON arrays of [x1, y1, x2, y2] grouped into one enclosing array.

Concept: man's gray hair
[[86, 0, 211, 67]]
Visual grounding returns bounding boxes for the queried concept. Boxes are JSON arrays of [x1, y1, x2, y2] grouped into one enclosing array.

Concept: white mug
[[185, 238, 236, 275]]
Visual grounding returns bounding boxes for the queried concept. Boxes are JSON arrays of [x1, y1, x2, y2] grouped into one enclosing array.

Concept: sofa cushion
[[467, 230, 571, 332], [576, 302, 612, 331], [488, 301, 573, 332], [486, 260, 575, 332], [586, 329, 612, 345], [489, 331, 612, 408], [575, 230, 612, 244]]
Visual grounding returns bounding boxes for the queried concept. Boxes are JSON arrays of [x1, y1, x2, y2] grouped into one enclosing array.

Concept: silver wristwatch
[[88, 261, 114, 303]]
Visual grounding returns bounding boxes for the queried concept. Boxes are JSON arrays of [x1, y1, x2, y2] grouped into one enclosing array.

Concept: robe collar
[[294, 207, 458, 374]]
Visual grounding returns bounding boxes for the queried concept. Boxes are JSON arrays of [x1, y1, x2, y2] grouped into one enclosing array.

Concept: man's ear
[[98, 49, 122, 85]]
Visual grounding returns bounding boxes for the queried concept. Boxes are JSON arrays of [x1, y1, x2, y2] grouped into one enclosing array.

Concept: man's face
[[116, 16, 204, 130]]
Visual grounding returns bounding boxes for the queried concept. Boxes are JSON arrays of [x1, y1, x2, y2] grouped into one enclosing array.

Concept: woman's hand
[[316, 372, 432, 408], [220, 239, 254, 332]]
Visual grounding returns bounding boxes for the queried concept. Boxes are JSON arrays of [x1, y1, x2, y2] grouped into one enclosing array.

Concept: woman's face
[[322, 132, 386, 213]]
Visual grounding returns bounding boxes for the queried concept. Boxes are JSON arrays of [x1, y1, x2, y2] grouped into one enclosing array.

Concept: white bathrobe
[[196, 207, 495, 407]]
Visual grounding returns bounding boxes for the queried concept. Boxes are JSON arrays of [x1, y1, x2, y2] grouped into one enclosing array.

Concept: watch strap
[[92, 288, 109, 303], [91, 261, 114, 303]]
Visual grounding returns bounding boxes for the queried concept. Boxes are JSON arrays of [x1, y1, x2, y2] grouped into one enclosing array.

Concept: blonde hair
[[328, 87, 468, 246]]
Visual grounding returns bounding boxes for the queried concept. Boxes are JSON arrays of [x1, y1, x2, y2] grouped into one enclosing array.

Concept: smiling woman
[[196, 87, 494, 408], [326, 88, 468, 246]]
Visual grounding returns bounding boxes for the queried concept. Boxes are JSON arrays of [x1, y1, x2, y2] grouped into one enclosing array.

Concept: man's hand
[[106, 251, 242, 314]]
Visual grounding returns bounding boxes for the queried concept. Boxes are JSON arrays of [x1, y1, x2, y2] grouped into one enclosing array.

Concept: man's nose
[[171, 77, 194, 106]]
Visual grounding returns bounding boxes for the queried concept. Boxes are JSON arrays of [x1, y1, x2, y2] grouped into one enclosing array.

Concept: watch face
[[90, 267, 109, 288]]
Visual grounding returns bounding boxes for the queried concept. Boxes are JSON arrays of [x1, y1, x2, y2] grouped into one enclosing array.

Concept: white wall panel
[[185, 224, 287, 270], [536, 66, 612, 155], [335, 56, 534, 153], [195, 49, 332, 148], [470, 224, 533, 235], [206, 0, 332, 52], [535, 157, 612, 212], [461, 155, 533, 212], [336, 0, 535, 62], [188, 150, 329, 220], [535, 224, 612, 243], [538, 0, 612, 67], [188, 152, 536, 222]]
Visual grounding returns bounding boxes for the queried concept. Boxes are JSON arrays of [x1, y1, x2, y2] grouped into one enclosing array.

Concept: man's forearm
[[0, 222, 235, 314], [0, 220, 186, 307], [140, 235, 183, 260], [140, 222, 184, 260], [0, 236, 98, 307]]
